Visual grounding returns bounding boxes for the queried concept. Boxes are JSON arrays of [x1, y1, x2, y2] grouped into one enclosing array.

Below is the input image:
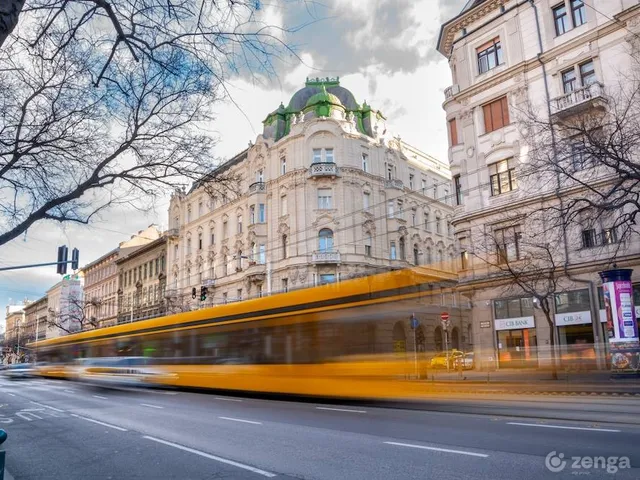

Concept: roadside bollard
[[0, 428, 7, 480]]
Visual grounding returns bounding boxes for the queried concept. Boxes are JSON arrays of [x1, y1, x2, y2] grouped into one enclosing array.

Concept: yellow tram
[[29, 267, 457, 400]]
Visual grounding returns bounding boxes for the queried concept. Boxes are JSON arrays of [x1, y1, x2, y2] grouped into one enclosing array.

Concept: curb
[[422, 388, 640, 396]]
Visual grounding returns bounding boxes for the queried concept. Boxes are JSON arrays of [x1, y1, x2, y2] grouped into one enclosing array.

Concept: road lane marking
[[215, 397, 243, 402], [143, 435, 276, 477], [64, 390, 76, 394], [316, 407, 367, 413], [140, 403, 163, 409], [70, 414, 128, 431], [92, 395, 108, 400], [218, 416, 262, 425], [507, 422, 620, 432], [385, 441, 489, 458], [30, 401, 65, 413]]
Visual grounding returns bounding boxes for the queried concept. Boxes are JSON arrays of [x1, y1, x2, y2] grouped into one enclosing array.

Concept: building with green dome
[[166, 78, 468, 355]]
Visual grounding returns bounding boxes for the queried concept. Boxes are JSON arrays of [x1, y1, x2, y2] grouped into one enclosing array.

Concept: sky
[[0, 0, 467, 327]]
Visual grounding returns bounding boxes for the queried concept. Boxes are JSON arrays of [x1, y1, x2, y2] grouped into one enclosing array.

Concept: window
[[222, 292, 228, 304], [362, 153, 368, 172], [237, 289, 243, 301], [257, 285, 263, 298], [198, 201, 203, 217], [210, 229, 215, 246], [222, 255, 228, 276], [437, 249, 444, 263], [282, 278, 289, 292], [571, 141, 589, 170], [460, 247, 469, 270], [258, 244, 266, 264], [495, 226, 522, 263], [448, 118, 459, 146], [396, 199, 404, 219], [494, 297, 534, 319], [454, 175, 462, 205], [280, 195, 287, 216], [390, 241, 397, 260], [237, 215, 243, 234], [571, 0, 586, 28], [161, 255, 165, 272], [447, 220, 452, 236], [128, 270, 132, 286], [386, 164, 393, 180], [319, 274, 336, 285], [237, 251, 243, 270], [409, 174, 415, 190], [424, 212, 430, 232], [436, 215, 442, 234], [388, 200, 395, 218], [251, 242, 257, 262], [363, 192, 370, 210], [318, 228, 334, 252], [281, 157, 286, 175], [581, 228, 597, 248], [256, 169, 264, 183], [553, 4, 570, 36], [555, 289, 590, 314], [198, 232, 203, 250], [411, 208, 417, 226], [476, 37, 503, 74], [282, 234, 288, 259], [483, 96, 509, 133], [258, 204, 266, 222], [312, 148, 334, 163], [187, 237, 192, 255], [312, 148, 322, 163], [222, 221, 228, 239], [155, 258, 159, 276], [602, 228, 617, 245], [489, 159, 517, 196], [325, 148, 334, 163], [562, 68, 577, 94], [249, 205, 255, 224], [318, 188, 332, 209], [413, 245, 419, 265], [579, 60, 596, 86], [421, 179, 426, 193], [364, 233, 372, 257]]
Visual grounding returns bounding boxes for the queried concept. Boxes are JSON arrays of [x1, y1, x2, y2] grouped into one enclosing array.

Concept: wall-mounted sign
[[555, 311, 591, 327], [494, 316, 535, 331], [480, 321, 491, 328]]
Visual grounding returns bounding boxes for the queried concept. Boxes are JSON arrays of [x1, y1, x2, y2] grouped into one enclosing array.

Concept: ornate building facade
[[166, 78, 455, 311]]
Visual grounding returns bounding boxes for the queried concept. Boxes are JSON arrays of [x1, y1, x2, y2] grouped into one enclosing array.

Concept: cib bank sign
[[494, 317, 535, 331]]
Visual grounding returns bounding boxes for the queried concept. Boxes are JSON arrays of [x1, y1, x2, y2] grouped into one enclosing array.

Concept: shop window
[[494, 297, 534, 319]]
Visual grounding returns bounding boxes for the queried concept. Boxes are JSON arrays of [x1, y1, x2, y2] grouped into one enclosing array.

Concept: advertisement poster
[[600, 269, 640, 375]]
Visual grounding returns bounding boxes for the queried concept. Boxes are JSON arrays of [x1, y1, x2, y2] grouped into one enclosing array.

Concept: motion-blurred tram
[[29, 267, 458, 399]]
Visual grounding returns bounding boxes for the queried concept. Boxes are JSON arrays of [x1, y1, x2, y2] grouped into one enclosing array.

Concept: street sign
[[480, 320, 491, 328], [410, 314, 419, 329], [440, 312, 450, 321]]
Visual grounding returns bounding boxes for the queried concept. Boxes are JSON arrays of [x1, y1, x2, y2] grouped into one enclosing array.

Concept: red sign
[[440, 312, 450, 321]]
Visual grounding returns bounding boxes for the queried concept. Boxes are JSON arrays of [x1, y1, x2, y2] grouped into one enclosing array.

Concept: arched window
[[198, 232, 203, 250], [318, 228, 334, 252], [364, 232, 372, 257], [222, 255, 228, 276], [399, 236, 406, 260], [437, 249, 444, 263], [282, 234, 288, 259], [413, 244, 419, 265], [426, 246, 432, 265], [251, 242, 257, 261]]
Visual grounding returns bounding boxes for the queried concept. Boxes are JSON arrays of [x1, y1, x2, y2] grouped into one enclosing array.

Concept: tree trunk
[[543, 308, 559, 381], [0, 0, 26, 48]]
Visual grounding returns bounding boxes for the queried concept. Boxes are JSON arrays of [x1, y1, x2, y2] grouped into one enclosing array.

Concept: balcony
[[384, 179, 404, 190], [550, 82, 606, 118], [308, 162, 339, 178], [245, 262, 266, 283], [444, 84, 460, 100], [312, 250, 341, 264], [248, 182, 266, 195], [166, 228, 179, 237]]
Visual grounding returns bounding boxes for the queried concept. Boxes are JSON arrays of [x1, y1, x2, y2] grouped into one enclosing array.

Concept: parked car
[[4, 363, 35, 379], [429, 350, 464, 369], [453, 352, 475, 370]]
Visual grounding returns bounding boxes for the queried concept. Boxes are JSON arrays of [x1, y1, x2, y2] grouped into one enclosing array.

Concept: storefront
[[493, 297, 538, 368], [554, 289, 597, 368]]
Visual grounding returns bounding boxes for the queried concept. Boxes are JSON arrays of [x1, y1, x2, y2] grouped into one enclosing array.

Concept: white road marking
[[70, 414, 128, 431], [215, 397, 243, 402], [140, 403, 163, 409], [316, 406, 367, 414], [64, 390, 76, 394], [92, 395, 108, 400], [152, 390, 179, 395], [30, 401, 65, 413], [507, 422, 620, 432], [385, 441, 489, 458], [218, 416, 262, 425], [143, 435, 276, 478]]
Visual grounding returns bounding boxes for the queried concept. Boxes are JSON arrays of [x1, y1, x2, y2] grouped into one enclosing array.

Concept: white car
[[4, 363, 35, 379]]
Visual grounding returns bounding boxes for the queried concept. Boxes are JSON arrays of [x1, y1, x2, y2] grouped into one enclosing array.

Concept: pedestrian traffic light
[[71, 248, 79, 270], [56, 245, 68, 275], [191, 287, 197, 299], [200, 286, 208, 301]]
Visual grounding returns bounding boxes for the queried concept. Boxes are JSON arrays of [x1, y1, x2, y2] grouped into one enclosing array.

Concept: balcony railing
[[248, 182, 266, 194], [444, 84, 460, 99], [312, 250, 341, 264], [384, 179, 404, 190], [309, 162, 339, 178], [550, 82, 605, 116]]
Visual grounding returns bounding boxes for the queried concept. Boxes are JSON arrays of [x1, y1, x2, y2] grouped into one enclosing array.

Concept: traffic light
[[191, 287, 197, 299], [200, 286, 208, 301], [56, 245, 68, 275], [71, 248, 80, 270]]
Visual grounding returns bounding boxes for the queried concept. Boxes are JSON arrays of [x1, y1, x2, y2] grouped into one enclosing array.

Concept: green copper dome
[[305, 85, 343, 109]]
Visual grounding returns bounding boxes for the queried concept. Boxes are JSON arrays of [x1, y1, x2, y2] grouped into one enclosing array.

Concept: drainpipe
[[530, 0, 604, 369]]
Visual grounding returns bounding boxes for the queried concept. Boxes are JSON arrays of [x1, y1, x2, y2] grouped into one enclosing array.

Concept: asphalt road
[[0, 377, 639, 480]]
